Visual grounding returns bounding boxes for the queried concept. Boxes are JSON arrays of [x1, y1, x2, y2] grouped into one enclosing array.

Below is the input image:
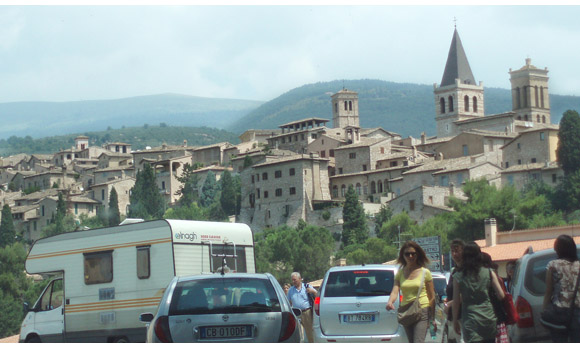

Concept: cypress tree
[[108, 187, 121, 226], [220, 170, 236, 216], [200, 171, 218, 208], [0, 204, 16, 247], [342, 185, 369, 246], [129, 163, 165, 219], [557, 109, 580, 176]]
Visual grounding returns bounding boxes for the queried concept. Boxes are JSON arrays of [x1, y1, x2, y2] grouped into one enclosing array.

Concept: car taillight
[[153, 315, 173, 343], [314, 296, 320, 316], [399, 294, 403, 303], [515, 296, 534, 328], [279, 312, 297, 342]]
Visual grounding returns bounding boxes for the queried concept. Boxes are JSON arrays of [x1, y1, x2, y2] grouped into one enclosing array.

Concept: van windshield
[[169, 277, 281, 315], [323, 270, 395, 297]]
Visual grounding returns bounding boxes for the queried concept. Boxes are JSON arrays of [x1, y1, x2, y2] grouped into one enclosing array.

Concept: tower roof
[[440, 29, 476, 87]]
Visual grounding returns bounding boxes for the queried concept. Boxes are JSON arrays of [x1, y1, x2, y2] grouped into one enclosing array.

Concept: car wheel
[[113, 336, 130, 343], [26, 335, 41, 343]]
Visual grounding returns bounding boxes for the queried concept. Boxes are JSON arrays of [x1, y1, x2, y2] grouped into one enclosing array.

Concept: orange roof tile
[[475, 236, 580, 262]]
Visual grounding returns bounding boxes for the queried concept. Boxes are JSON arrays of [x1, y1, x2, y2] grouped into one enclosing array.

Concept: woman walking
[[482, 252, 509, 343], [386, 241, 436, 343], [452, 242, 504, 343], [542, 234, 580, 342]]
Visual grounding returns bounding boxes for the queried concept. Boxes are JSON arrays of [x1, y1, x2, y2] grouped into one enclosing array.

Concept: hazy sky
[[1, 5, 579, 103]]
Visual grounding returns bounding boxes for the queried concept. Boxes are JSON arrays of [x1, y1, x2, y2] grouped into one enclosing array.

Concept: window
[[289, 168, 295, 176], [380, 147, 384, 154], [262, 173, 268, 180], [464, 95, 469, 111], [378, 181, 383, 193], [102, 189, 105, 200], [371, 181, 376, 194], [448, 96, 454, 112], [518, 159, 522, 165], [341, 185, 346, 197], [301, 134, 305, 140], [264, 190, 269, 199], [508, 175, 514, 185], [321, 150, 326, 158], [290, 187, 296, 195], [349, 153, 356, 159], [335, 103, 338, 112], [329, 149, 335, 157], [161, 181, 166, 190], [542, 115, 546, 123], [251, 176, 254, 184], [256, 174, 259, 182], [356, 183, 362, 195], [349, 101, 353, 111], [531, 158, 537, 163], [37, 278, 63, 312], [473, 96, 478, 113], [517, 143, 521, 149], [390, 161, 398, 167], [332, 186, 338, 198], [137, 246, 151, 279], [409, 200, 415, 211], [257, 189, 260, 199], [84, 251, 113, 285], [457, 173, 464, 184], [537, 115, 540, 123], [439, 175, 449, 187], [275, 170, 282, 178], [363, 184, 368, 195], [440, 97, 445, 114], [275, 189, 282, 197], [344, 101, 348, 110], [338, 168, 343, 174], [311, 134, 317, 139], [552, 174, 557, 183], [74, 203, 78, 215], [540, 132, 545, 141], [362, 165, 367, 171], [462, 145, 468, 156]]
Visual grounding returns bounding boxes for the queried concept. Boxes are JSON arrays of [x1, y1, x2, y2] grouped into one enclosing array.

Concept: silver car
[[508, 245, 580, 342], [312, 264, 407, 343], [139, 273, 303, 343]]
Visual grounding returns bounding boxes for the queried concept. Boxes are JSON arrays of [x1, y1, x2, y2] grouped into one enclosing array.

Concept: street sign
[[413, 236, 441, 272]]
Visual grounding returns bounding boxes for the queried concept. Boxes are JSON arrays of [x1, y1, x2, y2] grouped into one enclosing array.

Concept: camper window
[[210, 245, 247, 273], [137, 246, 151, 279], [84, 250, 113, 285]]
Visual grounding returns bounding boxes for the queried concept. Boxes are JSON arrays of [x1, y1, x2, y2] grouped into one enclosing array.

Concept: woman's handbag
[[489, 269, 519, 326], [397, 268, 426, 327], [540, 262, 580, 331]]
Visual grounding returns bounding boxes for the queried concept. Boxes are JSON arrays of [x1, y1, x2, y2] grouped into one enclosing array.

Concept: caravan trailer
[[19, 219, 255, 343]]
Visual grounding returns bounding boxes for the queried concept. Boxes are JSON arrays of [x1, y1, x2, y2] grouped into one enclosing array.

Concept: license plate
[[343, 313, 375, 322], [200, 325, 253, 339]]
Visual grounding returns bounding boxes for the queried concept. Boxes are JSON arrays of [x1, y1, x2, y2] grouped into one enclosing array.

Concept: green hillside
[[227, 79, 580, 137], [0, 125, 240, 157]]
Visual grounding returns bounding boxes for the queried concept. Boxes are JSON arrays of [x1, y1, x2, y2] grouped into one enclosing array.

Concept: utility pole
[[393, 225, 412, 251]]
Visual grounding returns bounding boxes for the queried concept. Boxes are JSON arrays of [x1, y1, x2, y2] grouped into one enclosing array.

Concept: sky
[[1, 4, 580, 103]]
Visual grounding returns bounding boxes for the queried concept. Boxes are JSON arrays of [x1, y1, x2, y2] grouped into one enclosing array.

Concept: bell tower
[[331, 89, 360, 129], [434, 29, 484, 138], [509, 58, 550, 125]]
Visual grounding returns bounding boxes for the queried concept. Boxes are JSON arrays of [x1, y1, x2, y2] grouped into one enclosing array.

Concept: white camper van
[[19, 219, 255, 343]]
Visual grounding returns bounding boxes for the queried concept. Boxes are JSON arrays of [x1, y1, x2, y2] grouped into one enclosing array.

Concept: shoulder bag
[[397, 268, 426, 327], [540, 261, 580, 331], [488, 269, 519, 325]]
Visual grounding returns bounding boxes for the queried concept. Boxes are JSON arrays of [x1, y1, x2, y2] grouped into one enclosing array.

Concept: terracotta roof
[[476, 236, 580, 262]]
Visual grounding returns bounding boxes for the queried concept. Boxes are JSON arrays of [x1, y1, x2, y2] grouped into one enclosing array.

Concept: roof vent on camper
[[119, 218, 145, 225]]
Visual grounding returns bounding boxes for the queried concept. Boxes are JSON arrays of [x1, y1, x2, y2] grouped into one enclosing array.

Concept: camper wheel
[[25, 334, 41, 343], [111, 336, 130, 343]]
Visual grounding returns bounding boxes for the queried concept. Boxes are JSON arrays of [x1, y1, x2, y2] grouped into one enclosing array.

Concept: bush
[[322, 210, 331, 221]]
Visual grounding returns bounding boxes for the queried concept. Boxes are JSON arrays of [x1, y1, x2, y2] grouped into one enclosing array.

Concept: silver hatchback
[[313, 264, 407, 343], [140, 273, 303, 343]]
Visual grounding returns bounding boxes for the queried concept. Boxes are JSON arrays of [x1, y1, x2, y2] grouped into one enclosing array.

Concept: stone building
[[388, 185, 460, 224], [89, 177, 135, 217]]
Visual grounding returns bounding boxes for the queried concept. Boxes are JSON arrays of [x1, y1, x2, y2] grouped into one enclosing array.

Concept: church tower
[[434, 29, 484, 138], [509, 58, 550, 125], [331, 88, 360, 129]]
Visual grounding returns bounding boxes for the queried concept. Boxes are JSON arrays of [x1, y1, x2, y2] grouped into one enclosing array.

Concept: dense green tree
[[342, 186, 369, 246], [219, 170, 236, 216], [556, 109, 580, 176], [379, 211, 417, 245], [43, 214, 77, 238], [108, 187, 121, 226], [128, 163, 165, 220], [243, 155, 253, 169], [336, 238, 398, 265], [164, 202, 209, 221], [374, 204, 393, 236], [0, 204, 16, 247], [208, 202, 228, 222], [554, 170, 580, 214], [200, 171, 218, 208]]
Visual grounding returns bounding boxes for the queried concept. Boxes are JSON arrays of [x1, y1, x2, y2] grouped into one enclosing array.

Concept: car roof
[[176, 273, 271, 282], [326, 264, 400, 272]]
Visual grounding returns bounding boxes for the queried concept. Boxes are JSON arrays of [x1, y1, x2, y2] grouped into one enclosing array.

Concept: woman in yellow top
[[386, 241, 436, 343]]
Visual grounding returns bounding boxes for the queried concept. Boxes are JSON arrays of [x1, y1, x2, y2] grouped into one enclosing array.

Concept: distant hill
[[0, 125, 240, 156], [0, 93, 264, 141], [227, 79, 580, 137]]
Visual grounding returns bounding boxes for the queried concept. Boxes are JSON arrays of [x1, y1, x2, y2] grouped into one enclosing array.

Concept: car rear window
[[169, 277, 281, 315], [524, 249, 580, 296], [323, 269, 395, 297]]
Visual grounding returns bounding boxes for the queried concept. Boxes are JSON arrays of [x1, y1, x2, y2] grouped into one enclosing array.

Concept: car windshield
[[169, 277, 281, 315], [323, 269, 395, 297]]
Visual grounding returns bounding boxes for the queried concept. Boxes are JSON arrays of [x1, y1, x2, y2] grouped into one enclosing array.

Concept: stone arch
[[464, 95, 469, 112], [440, 97, 445, 114], [473, 96, 478, 113], [448, 96, 454, 112]]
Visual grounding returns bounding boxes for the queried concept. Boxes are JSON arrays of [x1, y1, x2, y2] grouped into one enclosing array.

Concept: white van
[[19, 219, 256, 343]]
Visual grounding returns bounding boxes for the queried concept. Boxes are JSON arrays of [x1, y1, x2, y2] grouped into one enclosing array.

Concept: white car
[[312, 264, 407, 343]]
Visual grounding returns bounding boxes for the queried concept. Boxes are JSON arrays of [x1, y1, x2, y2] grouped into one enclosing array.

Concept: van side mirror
[[139, 313, 154, 323], [23, 302, 30, 313]]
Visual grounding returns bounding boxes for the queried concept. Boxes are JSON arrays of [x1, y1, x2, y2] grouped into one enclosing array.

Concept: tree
[[0, 204, 16, 247], [200, 171, 218, 208], [128, 163, 165, 220], [243, 155, 253, 169], [341, 186, 369, 246], [374, 204, 393, 236], [164, 202, 209, 221], [108, 187, 121, 226], [556, 109, 580, 176], [219, 170, 236, 216]]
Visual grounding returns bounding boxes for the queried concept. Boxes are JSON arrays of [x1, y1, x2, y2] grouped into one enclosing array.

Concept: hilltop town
[[0, 29, 563, 245]]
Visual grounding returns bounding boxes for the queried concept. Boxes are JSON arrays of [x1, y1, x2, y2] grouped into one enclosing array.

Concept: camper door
[[32, 278, 64, 342]]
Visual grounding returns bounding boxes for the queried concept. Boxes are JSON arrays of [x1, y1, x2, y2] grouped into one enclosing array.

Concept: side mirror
[[23, 302, 30, 313], [139, 313, 154, 323], [292, 308, 302, 317]]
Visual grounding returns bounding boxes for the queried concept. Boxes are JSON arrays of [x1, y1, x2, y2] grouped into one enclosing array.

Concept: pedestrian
[[443, 239, 464, 343], [452, 242, 505, 343], [542, 234, 580, 343], [287, 272, 317, 343], [283, 283, 291, 295], [482, 252, 510, 343], [386, 241, 436, 343], [505, 261, 516, 293]]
